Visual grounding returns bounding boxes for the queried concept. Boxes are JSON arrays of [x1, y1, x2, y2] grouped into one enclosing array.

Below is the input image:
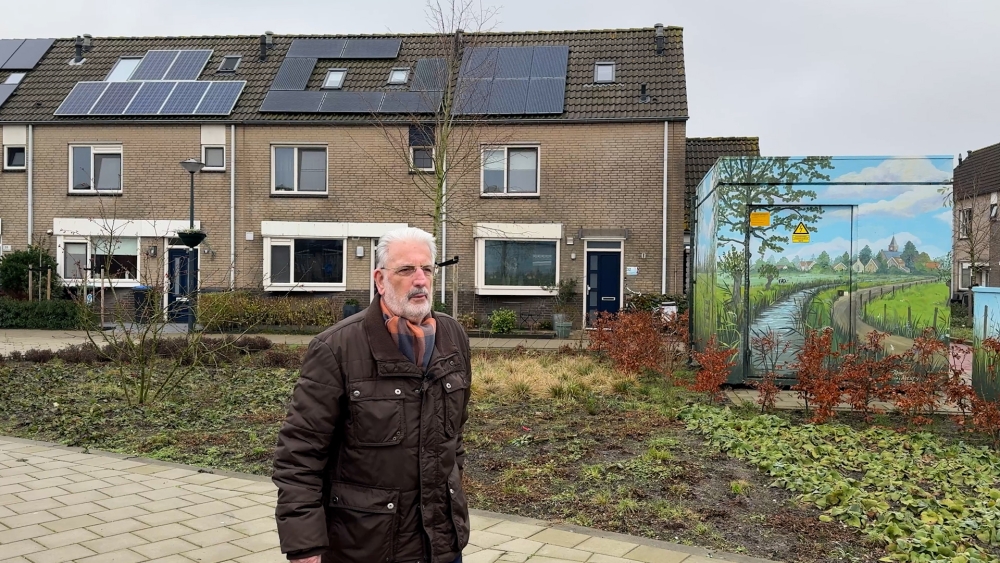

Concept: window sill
[[409, 168, 435, 175], [68, 191, 123, 197], [475, 286, 556, 297], [64, 279, 142, 288], [270, 192, 329, 198], [480, 193, 540, 199], [202, 167, 227, 173], [2, 168, 26, 173], [264, 284, 346, 292]]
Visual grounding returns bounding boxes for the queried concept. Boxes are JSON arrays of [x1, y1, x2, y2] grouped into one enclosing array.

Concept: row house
[[952, 143, 1000, 299], [0, 26, 750, 328]]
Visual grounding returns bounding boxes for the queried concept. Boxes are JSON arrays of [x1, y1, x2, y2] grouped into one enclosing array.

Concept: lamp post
[[180, 159, 205, 334]]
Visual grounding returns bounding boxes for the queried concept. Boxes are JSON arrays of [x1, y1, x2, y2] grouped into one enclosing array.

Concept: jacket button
[[394, 389, 401, 395], [445, 383, 452, 389], [331, 496, 339, 503], [449, 360, 455, 366], [449, 488, 454, 494], [353, 390, 360, 397], [387, 503, 394, 509]]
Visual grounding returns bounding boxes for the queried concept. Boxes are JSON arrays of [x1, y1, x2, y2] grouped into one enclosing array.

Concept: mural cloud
[[820, 157, 953, 200]]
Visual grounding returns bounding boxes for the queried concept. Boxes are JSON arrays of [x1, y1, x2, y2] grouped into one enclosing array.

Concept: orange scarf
[[379, 299, 437, 370]]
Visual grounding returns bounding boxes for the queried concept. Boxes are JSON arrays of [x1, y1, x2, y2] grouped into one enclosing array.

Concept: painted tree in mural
[[718, 247, 747, 321], [816, 251, 831, 270], [758, 262, 779, 291], [901, 240, 919, 270], [859, 245, 873, 265]]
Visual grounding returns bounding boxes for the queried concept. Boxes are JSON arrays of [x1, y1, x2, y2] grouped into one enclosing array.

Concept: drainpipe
[[27, 125, 33, 244], [440, 153, 447, 306], [661, 121, 668, 294], [229, 124, 236, 289]]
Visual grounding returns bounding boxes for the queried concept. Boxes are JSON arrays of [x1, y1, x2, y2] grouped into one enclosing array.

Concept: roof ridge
[[687, 136, 759, 141]]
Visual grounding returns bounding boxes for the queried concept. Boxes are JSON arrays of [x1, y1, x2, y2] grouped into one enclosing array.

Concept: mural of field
[[691, 156, 953, 383]]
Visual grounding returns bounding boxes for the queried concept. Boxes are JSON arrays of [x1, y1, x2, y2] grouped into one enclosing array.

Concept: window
[[202, 146, 225, 171], [594, 62, 615, 83], [61, 236, 140, 284], [410, 147, 434, 172], [272, 146, 327, 193], [217, 56, 241, 73], [992, 202, 998, 221], [70, 145, 123, 193], [388, 68, 409, 85], [3, 73, 25, 85], [481, 239, 558, 290], [323, 69, 347, 89], [959, 263, 989, 290], [105, 58, 141, 82], [4, 146, 25, 170], [482, 146, 539, 195], [958, 208, 972, 239], [265, 238, 345, 289]]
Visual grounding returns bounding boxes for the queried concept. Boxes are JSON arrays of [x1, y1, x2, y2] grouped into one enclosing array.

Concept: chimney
[[265, 31, 274, 49], [259, 34, 267, 61], [655, 23, 664, 55], [74, 36, 83, 63], [82, 34, 92, 51], [453, 28, 463, 59]]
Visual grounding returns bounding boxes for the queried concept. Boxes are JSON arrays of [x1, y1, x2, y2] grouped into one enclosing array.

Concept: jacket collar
[[364, 294, 460, 378]]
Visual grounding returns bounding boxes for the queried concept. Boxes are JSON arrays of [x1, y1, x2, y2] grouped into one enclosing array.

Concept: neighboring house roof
[[684, 137, 760, 231], [955, 141, 1000, 200], [0, 38, 56, 111], [833, 262, 847, 270], [880, 250, 903, 260], [0, 27, 688, 124], [925, 261, 940, 269], [799, 261, 815, 270]]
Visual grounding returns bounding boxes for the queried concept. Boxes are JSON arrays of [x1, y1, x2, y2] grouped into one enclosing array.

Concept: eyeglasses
[[381, 265, 435, 277]]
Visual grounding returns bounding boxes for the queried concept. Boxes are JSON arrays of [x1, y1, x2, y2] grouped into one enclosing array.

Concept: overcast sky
[[3, 0, 997, 161]]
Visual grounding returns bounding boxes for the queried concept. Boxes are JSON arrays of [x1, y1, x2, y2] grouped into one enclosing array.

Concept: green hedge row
[[0, 298, 88, 329]]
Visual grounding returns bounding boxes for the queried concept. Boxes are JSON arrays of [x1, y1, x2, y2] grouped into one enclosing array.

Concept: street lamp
[[180, 159, 205, 334]]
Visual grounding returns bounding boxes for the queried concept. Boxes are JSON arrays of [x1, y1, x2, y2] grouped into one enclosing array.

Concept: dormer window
[[323, 68, 347, 89], [105, 58, 141, 82], [594, 62, 615, 83], [388, 68, 409, 85]]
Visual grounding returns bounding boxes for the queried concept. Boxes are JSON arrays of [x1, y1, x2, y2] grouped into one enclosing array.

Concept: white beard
[[383, 281, 432, 323]]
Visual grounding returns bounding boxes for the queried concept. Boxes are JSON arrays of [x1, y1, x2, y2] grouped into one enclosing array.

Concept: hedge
[[199, 291, 340, 331], [0, 298, 87, 329]]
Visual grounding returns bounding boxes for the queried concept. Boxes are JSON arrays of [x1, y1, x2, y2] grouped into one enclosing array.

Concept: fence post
[[884, 303, 887, 321], [28, 270, 32, 302], [986, 306, 990, 341], [933, 307, 938, 333], [46, 268, 51, 300]]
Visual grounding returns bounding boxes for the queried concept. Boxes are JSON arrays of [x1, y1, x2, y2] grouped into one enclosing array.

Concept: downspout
[[661, 121, 668, 294], [229, 124, 236, 289], [440, 153, 447, 305], [27, 125, 33, 244]]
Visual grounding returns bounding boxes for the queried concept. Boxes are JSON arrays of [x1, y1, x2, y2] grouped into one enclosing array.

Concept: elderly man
[[273, 226, 471, 563]]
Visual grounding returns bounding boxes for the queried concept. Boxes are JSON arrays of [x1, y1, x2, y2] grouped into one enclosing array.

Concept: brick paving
[[0, 437, 775, 563]]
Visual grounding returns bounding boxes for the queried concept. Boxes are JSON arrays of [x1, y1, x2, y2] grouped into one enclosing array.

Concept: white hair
[[375, 227, 437, 269]]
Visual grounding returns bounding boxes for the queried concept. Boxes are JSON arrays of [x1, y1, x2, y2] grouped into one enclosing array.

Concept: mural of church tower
[[888, 236, 898, 252]]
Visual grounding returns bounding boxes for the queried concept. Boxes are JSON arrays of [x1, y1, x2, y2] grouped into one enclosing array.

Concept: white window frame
[[480, 145, 541, 197], [387, 67, 409, 85], [270, 145, 328, 194], [56, 235, 143, 288], [202, 145, 226, 172], [594, 62, 615, 83], [68, 144, 124, 194], [410, 146, 435, 172], [3, 72, 25, 85], [958, 262, 989, 290], [263, 236, 347, 292], [323, 68, 347, 89], [475, 237, 560, 296], [958, 207, 972, 239], [3, 144, 25, 171], [217, 55, 241, 73]]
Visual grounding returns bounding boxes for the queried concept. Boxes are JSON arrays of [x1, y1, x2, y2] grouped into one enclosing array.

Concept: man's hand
[[291, 557, 321, 563]]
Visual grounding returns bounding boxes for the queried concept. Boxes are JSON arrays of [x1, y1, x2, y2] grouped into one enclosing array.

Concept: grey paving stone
[[91, 506, 152, 523], [233, 549, 285, 563], [0, 484, 31, 496], [34, 526, 102, 548], [139, 488, 191, 502], [85, 517, 149, 537], [0, 539, 45, 560], [48, 502, 104, 519], [182, 542, 252, 563], [141, 497, 195, 513], [134, 523, 200, 543], [12, 488, 67, 502], [102, 483, 155, 498], [59, 479, 112, 494], [5, 498, 64, 515], [23, 543, 96, 563], [79, 531, 148, 553], [20, 477, 73, 491], [50, 489, 112, 506], [179, 514, 241, 532], [39, 514, 103, 533], [226, 518, 276, 537], [181, 527, 247, 548], [214, 496, 256, 508], [178, 474, 228, 486], [73, 548, 149, 563], [177, 494, 216, 506], [222, 506, 273, 522], [0, 524, 54, 543], [229, 531, 278, 553], [94, 493, 150, 510], [200, 490, 245, 501], [0, 510, 58, 529], [135, 509, 196, 527], [131, 537, 201, 559]]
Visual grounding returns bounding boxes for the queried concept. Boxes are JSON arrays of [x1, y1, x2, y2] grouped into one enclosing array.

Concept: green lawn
[[864, 282, 950, 336]]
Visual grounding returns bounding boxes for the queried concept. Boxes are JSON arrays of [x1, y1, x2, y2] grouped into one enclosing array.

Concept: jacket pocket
[[447, 467, 470, 550], [327, 481, 400, 562], [347, 381, 405, 447], [441, 371, 468, 438]]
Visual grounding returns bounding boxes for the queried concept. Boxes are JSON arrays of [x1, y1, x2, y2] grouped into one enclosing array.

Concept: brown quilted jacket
[[272, 295, 471, 563]]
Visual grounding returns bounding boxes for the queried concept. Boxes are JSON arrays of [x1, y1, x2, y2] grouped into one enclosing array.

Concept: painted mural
[[691, 156, 954, 383]]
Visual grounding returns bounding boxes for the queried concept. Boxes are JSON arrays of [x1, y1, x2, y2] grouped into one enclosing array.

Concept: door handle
[[601, 296, 616, 301]]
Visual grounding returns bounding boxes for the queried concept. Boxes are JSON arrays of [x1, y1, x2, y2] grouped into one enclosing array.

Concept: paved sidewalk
[[0, 437, 774, 563]]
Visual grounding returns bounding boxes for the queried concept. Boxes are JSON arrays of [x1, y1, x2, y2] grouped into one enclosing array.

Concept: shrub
[[0, 245, 62, 299], [0, 298, 87, 329], [488, 308, 517, 335], [56, 343, 105, 364], [199, 291, 339, 331], [689, 335, 735, 402], [839, 330, 900, 420], [23, 348, 55, 363], [791, 328, 841, 423], [895, 328, 947, 425], [260, 346, 303, 369], [457, 313, 478, 330], [623, 292, 688, 315], [588, 310, 667, 375]]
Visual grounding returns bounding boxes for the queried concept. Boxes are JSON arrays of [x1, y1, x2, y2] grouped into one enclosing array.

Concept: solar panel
[[410, 58, 447, 92], [54, 82, 109, 115], [380, 91, 441, 114], [123, 81, 176, 115], [0, 40, 25, 69], [159, 81, 210, 114], [163, 50, 212, 80], [319, 91, 384, 113], [487, 79, 528, 114], [271, 57, 316, 91], [0, 84, 16, 109], [89, 82, 142, 115], [195, 81, 246, 114], [524, 77, 565, 113], [494, 47, 533, 79], [459, 47, 498, 80], [286, 39, 346, 58], [259, 90, 325, 112], [453, 78, 492, 114], [2, 39, 55, 70], [341, 38, 401, 59], [528, 46, 569, 78], [130, 50, 179, 81]]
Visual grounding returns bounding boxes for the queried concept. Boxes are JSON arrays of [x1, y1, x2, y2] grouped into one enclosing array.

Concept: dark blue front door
[[167, 248, 198, 323], [586, 251, 621, 325]]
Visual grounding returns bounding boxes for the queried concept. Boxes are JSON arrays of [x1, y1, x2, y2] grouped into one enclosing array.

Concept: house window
[[70, 145, 123, 193], [4, 145, 25, 170], [991, 202, 998, 221], [265, 238, 345, 289], [105, 58, 141, 82], [482, 146, 539, 195], [960, 263, 989, 290], [958, 208, 972, 238], [594, 62, 615, 83], [272, 146, 327, 193], [411, 147, 434, 172], [480, 239, 557, 289], [61, 236, 140, 284], [323, 69, 347, 89], [202, 145, 225, 171], [217, 56, 241, 73], [388, 68, 409, 85], [3, 73, 25, 85]]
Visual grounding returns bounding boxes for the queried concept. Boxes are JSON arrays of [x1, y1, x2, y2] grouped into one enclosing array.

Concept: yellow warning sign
[[791, 222, 810, 243], [749, 211, 770, 227]]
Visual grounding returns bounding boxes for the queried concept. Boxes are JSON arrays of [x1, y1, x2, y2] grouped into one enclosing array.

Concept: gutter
[[230, 124, 236, 290]]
